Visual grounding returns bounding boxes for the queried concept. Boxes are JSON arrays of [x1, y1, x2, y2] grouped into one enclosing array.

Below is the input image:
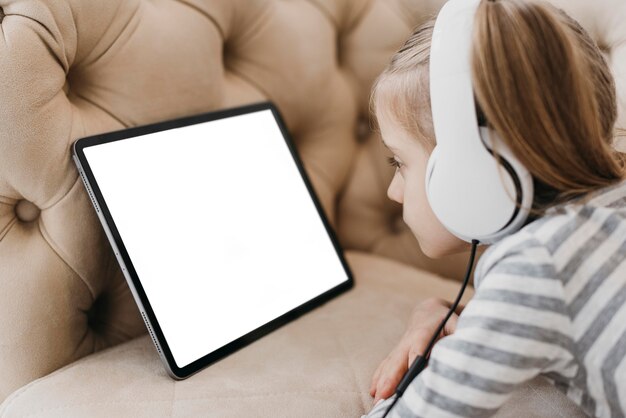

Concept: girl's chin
[[414, 234, 470, 259], [412, 235, 447, 258], [419, 244, 451, 259]]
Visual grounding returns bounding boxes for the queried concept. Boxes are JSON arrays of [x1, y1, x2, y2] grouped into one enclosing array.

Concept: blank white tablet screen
[[83, 109, 349, 368]]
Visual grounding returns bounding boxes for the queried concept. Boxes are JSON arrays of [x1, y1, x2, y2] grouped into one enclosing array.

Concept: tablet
[[72, 102, 354, 379]]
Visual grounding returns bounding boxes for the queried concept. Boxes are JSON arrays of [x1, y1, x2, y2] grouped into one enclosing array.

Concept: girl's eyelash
[[387, 156, 401, 168]]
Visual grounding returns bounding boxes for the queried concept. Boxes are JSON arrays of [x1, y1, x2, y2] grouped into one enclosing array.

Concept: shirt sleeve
[[363, 239, 575, 418]]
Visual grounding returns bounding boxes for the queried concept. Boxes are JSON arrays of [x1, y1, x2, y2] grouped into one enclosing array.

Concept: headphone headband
[[430, 0, 482, 152], [426, 0, 534, 244]]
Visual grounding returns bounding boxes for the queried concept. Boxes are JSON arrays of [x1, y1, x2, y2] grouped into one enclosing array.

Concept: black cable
[[380, 239, 480, 418]]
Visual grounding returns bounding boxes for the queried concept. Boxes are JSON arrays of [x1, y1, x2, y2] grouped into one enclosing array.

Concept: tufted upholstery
[[0, 0, 624, 415]]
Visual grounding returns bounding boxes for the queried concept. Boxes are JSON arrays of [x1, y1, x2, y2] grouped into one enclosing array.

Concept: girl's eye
[[387, 156, 402, 169]]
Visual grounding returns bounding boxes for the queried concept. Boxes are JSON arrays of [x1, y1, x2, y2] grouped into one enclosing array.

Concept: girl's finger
[[407, 345, 423, 368], [375, 352, 408, 401], [403, 329, 433, 366], [370, 356, 389, 395], [371, 342, 407, 396], [443, 313, 459, 336], [455, 303, 466, 315]]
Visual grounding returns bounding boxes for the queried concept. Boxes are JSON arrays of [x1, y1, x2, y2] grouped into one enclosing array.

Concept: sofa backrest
[[0, 0, 624, 402]]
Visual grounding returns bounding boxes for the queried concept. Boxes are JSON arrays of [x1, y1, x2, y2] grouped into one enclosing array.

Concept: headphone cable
[[380, 239, 479, 418]]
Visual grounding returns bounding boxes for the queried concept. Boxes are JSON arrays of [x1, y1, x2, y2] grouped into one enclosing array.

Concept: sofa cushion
[[0, 251, 585, 417]]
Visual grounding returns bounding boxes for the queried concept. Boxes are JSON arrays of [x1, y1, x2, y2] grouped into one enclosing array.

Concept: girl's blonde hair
[[371, 0, 626, 212]]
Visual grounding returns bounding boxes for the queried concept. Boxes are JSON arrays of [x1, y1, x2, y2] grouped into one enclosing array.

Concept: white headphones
[[425, 0, 534, 244]]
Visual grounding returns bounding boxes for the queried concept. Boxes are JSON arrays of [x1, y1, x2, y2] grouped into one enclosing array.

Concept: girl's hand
[[369, 297, 464, 403]]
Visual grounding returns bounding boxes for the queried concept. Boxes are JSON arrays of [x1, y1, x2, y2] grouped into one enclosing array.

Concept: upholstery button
[[15, 200, 41, 222], [87, 295, 109, 334], [0, 7, 4, 23], [222, 42, 228, 67], [356, 116, 370, 143], [63, 78, 70, 95]]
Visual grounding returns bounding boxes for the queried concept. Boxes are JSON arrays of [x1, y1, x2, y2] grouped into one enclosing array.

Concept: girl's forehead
[[376, 112, 417, 147], [373, 81, 435, 146]]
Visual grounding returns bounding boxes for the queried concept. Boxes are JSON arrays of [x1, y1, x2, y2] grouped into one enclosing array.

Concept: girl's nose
[[387, 174, 404, 204]]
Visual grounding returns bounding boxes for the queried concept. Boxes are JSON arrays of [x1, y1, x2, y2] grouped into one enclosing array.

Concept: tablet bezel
[[72, 102, 354, 379]]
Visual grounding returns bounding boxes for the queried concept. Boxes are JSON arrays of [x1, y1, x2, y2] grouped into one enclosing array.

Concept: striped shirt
[[364, 179, 626, 418]]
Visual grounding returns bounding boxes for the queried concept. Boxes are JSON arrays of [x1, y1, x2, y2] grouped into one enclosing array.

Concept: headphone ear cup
[[478, 127, 535, 241], [425, 128, 534, 244]]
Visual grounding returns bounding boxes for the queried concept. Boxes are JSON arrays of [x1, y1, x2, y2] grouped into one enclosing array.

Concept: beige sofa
[[0, 0, 623, 416]]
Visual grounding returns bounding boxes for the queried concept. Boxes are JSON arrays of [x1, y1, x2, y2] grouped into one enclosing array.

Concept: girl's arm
[[364, 242, 574, 418]]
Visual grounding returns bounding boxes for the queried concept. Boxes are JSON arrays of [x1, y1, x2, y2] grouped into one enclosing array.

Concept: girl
[[363, 0, 626, 417]]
